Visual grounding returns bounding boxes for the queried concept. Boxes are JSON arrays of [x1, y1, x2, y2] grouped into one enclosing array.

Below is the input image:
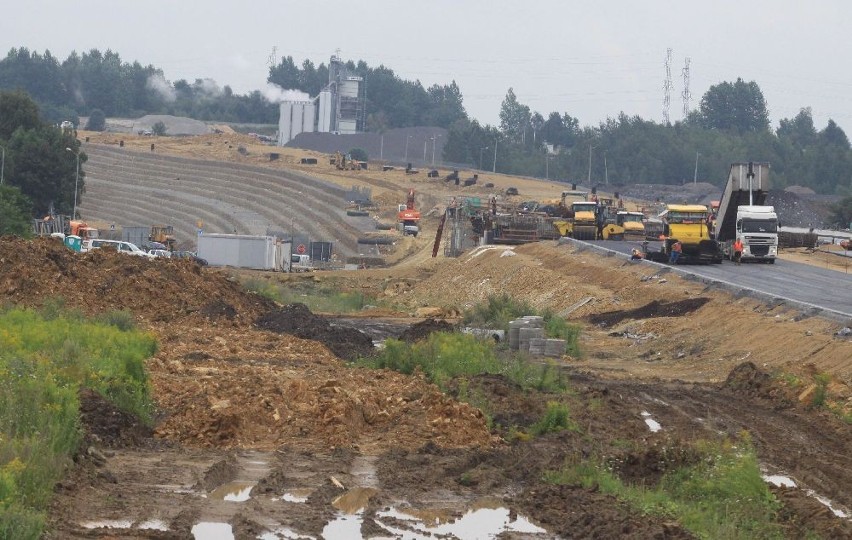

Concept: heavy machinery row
[[447, 161, 779, 265]]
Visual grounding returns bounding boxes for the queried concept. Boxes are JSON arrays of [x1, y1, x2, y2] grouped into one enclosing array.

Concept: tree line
[[1, 47, 851, 201]]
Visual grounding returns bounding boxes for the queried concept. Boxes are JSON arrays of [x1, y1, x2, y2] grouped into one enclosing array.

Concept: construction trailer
[[122, 226, 149, 248], [197, 234, 292, 271], [713, 162, 778, 263]]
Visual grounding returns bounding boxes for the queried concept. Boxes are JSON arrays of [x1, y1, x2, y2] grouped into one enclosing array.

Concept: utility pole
[[492, 139, 498, 173], [404, 135, 410, 161], [379, 135, 384, 161], [587, 144, 594, 185], [479, 147, 488, 170], [604, 153, 608, 185], [693, 151, 699, 184], [431, 134, 441, 166], [423, 138, 429, 162]]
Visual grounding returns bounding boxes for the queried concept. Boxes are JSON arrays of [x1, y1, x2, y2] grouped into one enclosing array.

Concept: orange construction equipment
[[397, 188, 421, 236], [69, 220, 99, 241]]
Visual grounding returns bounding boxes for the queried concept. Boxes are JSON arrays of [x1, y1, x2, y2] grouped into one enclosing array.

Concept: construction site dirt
[[4, 237, 851, 538]]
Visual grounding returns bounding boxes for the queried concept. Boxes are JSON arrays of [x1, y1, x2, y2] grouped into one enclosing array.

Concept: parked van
[[84, 239, 155, 258]]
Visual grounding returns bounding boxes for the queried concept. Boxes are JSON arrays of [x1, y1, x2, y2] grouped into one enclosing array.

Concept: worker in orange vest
[[669, 240, 683, 264], [733, 238, 744, 265]]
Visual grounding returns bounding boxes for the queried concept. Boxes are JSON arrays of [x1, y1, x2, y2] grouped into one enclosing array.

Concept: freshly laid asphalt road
[[585, 240, 852, 319]]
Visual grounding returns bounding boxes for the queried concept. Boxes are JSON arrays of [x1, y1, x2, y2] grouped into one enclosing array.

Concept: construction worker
[[669, 240, 683, 264], [733, 237, 744, 265], [630, 248, 643, 260]]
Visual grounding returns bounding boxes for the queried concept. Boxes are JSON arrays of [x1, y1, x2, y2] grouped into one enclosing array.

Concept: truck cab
[[733, 205, 778, 263], [291, 254, 311, 272]]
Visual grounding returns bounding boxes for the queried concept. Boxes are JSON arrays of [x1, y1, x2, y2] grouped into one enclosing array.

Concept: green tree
[[0, 185, 32, 235], [151, 121, 167, 136], [0, 89, 42, 139], [499, 88, 531, 142], [86, 108, 106, 131], [699, 78, 770, 133], [349, 148, 368, 161], [829, 196, 852, 228]]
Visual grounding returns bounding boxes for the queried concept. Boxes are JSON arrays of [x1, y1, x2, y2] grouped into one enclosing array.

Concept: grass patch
[[242, 278, 376, 313], [545, 437, 785, 539], [0, 307, 157, 539], [360, 332, 566, 394]]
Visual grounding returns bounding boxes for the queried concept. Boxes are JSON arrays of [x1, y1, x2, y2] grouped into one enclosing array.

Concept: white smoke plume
[[194, 78, 223, 98], [262, 83, 310, 103], [146, 74, 176, 103]]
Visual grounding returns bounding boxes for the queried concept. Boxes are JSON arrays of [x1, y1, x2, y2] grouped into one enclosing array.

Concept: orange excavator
[[397, 188, 421, 237]]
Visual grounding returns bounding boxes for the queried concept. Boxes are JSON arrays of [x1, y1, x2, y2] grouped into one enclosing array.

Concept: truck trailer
[[714, 162, 778, 263]]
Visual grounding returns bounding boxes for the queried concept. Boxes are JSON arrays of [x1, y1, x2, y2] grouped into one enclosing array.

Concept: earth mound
[[0, 237, 273, 324], [255, 303, 374, 360], [397, 318, 455, 343], [588, 298, 711, 327], [78, 388, 154, 449]]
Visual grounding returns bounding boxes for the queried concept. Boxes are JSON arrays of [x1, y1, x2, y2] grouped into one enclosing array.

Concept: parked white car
[[148, 249, 172, 258], [84, 239, 155, 258]]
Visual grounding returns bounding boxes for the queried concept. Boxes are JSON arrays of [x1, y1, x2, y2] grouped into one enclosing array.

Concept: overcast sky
[[4, 1, 852, 134]]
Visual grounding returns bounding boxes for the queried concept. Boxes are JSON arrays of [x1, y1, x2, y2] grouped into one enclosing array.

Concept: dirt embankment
[[6, 236, 851, 538]]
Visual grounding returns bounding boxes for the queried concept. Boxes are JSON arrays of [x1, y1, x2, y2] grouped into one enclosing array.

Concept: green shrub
[[96, 310, 137, 331], [462, 293, 534, 329], [0, 308, 158, 538], [530, 401, 577, 435]]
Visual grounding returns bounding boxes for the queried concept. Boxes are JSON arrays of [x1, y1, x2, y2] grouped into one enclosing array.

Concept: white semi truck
[[713, 162, 778, 263]]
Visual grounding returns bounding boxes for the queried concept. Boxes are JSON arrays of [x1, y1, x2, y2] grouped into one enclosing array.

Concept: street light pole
[[604, 152, 608, 185], [479, 147, 488, 170], [66, 147, 80, 219], [423, 138, 429, 162], [404, 135, 411, 161]]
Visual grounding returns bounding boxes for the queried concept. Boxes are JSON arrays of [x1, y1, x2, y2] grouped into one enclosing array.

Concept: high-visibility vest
[[733, 240, 743, 252]]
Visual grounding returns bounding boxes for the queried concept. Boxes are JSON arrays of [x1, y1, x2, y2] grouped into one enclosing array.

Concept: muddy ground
[[2, 238, 851, 538]]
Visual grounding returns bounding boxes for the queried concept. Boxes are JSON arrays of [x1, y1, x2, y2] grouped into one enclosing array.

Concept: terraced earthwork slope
[[77, 144, 376, 257]]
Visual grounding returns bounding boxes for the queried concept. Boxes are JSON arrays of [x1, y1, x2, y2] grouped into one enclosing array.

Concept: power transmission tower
[[681, 57, 692, 119], [662, 48, 673, 125], [267, 46, 278, 68]]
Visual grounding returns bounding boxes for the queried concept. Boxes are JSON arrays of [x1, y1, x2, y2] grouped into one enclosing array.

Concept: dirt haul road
[[2, 238, 850, 538]]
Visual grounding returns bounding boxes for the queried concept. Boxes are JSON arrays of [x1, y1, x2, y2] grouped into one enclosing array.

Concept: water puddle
[[192, 521, 234, 539], [762, 474, 796, 488], [332, 487, 379, 514], [641, 411, 662, 432], [137, 519, 169, 531], [274, 488, 313, 503], [259, 528, 316, 540], [375, 504, 546, 538], [209, 480, 254, 501], [80, 519, 133, 529]]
